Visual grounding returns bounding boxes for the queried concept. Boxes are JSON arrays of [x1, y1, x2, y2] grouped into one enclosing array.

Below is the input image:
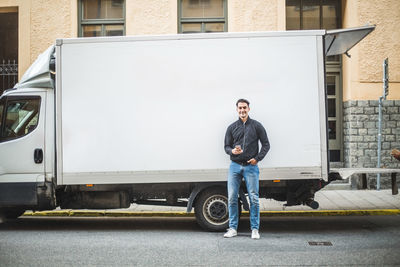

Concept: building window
[[179, 0, 227, 33], [286, 0, 340, 31], [79, 0, 125, 37], [286, 0, 341, 62]]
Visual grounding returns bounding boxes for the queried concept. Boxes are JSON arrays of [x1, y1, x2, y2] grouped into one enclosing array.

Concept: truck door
[[0, 92, 46, 206], [325, 25, 375, 57]]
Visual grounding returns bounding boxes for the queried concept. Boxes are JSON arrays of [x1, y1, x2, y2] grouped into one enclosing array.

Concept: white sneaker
[[251, 229, 260, 239], [224, 228, 237, 238]]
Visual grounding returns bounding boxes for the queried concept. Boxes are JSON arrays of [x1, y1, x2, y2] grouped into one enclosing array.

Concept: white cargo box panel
[[56, 31, 328, 185]]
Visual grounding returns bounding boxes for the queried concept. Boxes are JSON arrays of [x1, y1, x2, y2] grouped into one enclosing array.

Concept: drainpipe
[[377, 58, 389, 190]]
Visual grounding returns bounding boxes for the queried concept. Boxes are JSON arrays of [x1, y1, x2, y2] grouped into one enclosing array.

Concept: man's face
[[237, 102, 250, 120]]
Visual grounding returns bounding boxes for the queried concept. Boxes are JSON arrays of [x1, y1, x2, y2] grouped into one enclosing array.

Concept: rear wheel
[[194, 188, 229, 231]]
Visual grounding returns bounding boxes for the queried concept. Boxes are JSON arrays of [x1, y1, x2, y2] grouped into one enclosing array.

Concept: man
[[224, 99, 270, 239]]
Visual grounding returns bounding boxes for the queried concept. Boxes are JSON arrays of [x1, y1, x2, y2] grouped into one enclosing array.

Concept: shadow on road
[[0, 217, 202, 232], [1, 215, 397, 233]]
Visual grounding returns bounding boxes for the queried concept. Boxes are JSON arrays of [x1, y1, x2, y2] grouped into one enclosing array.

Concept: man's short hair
[[236, 98, 250, 107]]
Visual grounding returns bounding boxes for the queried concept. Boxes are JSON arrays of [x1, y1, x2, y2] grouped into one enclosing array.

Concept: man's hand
[[232, 147, 243, 155], [392, 149, 400, 161], [247, 158, 258, 165]]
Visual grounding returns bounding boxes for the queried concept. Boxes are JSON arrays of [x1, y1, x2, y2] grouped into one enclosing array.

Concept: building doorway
[[326, 72, 342, 163], [0, 9, 18, 95]]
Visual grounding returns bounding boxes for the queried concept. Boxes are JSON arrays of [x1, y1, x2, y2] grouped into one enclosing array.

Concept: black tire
[[194, 187, 229, 231], [0, 209, 26, 220]]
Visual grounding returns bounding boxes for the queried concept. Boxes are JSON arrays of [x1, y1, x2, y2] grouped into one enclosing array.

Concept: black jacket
[[224, 117, 270, 164]]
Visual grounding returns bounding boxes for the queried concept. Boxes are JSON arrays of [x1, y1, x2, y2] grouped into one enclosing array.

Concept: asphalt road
[[1, 216, 400, 266]]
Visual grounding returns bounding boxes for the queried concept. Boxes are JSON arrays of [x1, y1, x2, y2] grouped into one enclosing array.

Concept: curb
[[22, 209, 400, 217]]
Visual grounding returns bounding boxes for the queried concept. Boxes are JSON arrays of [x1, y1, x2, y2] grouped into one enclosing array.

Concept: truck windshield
[[1, 97, 41, 142]]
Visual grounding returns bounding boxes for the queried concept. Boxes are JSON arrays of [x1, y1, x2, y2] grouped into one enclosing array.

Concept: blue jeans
[[227, 161, 260, 230]]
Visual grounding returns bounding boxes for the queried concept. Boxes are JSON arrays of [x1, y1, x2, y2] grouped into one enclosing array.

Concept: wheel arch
[[186, 183, 226, 213]]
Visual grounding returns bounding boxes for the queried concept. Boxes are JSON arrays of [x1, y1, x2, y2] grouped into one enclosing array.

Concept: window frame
[[0, 97, 5, 139], [178, 0, 228, 33], [0, 96, 41, 143], [286, 0, 341, 31], [78, 0, 126, 37]]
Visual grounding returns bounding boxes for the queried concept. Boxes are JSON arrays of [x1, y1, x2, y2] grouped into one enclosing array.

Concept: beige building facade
[[0, 0, 399, 183], [0, 0, 398, 100]]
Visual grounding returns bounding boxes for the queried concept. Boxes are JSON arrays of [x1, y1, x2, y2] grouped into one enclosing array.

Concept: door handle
[[34, 148, 43, 164]]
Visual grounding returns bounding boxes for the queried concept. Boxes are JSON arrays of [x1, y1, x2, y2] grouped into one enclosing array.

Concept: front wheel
[[194, 188, 230, 231], [0, 208, 26, 222]]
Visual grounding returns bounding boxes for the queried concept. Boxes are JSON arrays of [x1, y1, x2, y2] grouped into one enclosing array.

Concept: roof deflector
[[324, 25, 376, 57]]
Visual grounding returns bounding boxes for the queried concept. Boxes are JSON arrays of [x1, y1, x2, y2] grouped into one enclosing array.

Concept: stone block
[[385, 135, 396, 141], [391, 142, 400, 148], [350, 121, 364, 128], [392, 128, 400, 135], [364, 149, 376, 157], [395, 100, 400, 106], [357, 101, 369, 107], [382, 142, 391, 149], [353, 149, 364, 156], [358, 129, 368, 135], [369, 100, 379, 107], [358, 142, 369, 149], [344, 115, 356, 121], [369, 143, 378, 149], [344, 101, 357, 108], [357, 156, 371, 163], [347, 143, 357, 150], [365, 121, 376, 129], [390, 114, 400, 121], [349, 136, 363, 142], [363, 107, 376, 115], [364, 136, 376, 142], [344, 128, 358, 135], [366, 114, 378, 121], [375, 107, 387, 113], [387, 107, 399, 114], [382, 100, 394, 107], [387, 121, 397, 128], [382, 128, 391, 135], [368, 128, 378, 135]]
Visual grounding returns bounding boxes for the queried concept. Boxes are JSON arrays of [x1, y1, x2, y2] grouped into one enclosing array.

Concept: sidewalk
[[23, 189, 400, 217]]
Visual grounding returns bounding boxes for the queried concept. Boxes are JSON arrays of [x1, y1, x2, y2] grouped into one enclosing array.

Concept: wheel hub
[[204, 195, 228, 225]]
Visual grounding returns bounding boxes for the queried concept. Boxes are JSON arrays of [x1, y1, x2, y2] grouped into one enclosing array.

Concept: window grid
[[286, 0, 341, 30], [78, 0, 126, 37], [178, 0, 228, 33]]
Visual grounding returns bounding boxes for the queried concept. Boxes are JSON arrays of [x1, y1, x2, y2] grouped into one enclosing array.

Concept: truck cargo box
[[55, 31, 328, 185]]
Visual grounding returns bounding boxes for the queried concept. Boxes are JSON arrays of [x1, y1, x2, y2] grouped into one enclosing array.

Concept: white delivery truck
[[0, 26, 375, 231]]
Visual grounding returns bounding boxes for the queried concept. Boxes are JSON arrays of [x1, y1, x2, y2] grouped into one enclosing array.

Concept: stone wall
[[343, 100, 400, 188]]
